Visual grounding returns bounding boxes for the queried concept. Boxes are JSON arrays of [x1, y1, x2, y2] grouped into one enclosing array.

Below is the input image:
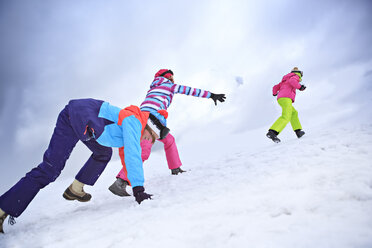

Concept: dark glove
[[210, 93, 226, 105], [273, 93, 277, 96], [133, 186, 152, 204], [299, 85, 306, 91], [171, 167, 186, 175]]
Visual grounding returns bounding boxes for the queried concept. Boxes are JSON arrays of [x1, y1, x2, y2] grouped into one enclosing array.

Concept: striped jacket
[[140, 76, 212, 112]]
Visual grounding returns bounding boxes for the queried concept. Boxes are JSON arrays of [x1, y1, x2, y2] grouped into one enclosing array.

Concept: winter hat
[[155, 69, 174, 79], [147, 110, 170, 140], [291, 67, 303, 77]]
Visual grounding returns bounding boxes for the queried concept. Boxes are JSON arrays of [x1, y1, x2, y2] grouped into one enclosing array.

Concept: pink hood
[[272, 73, 302, 102]]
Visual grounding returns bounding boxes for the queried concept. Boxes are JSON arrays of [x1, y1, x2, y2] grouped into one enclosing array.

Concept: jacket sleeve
[[289, 77, 302, 90], [172, 83, 211, 98], [121, 115, 144, 188], [273, 83, 280, 95]]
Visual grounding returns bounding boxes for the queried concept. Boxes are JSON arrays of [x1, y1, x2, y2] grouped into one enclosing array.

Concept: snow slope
[[1, 122, 372, 248]]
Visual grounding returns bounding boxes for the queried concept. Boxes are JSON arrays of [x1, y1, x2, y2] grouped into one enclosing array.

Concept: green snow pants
[[270, 97, 302, 133]]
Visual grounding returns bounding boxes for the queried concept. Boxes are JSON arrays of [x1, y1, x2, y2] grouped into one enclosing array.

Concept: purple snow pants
[[0, 99, 112, 217]]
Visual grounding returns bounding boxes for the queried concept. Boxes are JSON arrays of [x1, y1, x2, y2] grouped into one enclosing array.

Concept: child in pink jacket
[[266, 67, 306, 143], [109, 69, 226, 196]]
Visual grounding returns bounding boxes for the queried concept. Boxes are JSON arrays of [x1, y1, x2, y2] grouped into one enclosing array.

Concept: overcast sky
[[1, 0, 371, 189]]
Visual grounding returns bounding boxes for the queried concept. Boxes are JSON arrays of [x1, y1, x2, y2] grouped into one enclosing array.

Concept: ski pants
[[0, 105, 112, 217], [270, 97, 302, 133], [116, 133, 181, 181]]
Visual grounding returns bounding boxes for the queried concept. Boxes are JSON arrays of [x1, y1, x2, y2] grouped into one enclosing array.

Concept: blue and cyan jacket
[[68, 99, 149, 187]]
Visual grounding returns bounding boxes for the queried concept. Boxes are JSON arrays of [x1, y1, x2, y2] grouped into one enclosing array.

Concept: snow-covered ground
[[1, 119, 372, 248], [1, 1, 372, 247]]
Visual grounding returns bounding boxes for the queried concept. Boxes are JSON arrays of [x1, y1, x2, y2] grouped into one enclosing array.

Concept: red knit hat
[[155, 69, 174, 79]]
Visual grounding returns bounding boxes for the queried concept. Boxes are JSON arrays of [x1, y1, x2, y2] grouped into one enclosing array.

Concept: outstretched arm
[[121, 115, 144, 188], [172, 84, 226, 105], [121, 116, 152, 204], [172, 84, 211, 98]]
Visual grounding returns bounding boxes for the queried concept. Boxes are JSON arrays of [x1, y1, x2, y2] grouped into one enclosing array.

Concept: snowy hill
[[1, 123, 372, 248], [1, 1, 372, 247]]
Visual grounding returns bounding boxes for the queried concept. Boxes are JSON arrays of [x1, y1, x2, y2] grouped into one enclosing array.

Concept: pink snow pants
[[116, 133, 182, 181]]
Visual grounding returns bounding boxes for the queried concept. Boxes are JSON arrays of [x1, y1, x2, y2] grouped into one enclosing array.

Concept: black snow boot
[[108, 178, 131, 197], [0, 213, 8, 234], [295, 129, 305, 138], [171, 167, 186, 175], [266, 129, 281, 143]]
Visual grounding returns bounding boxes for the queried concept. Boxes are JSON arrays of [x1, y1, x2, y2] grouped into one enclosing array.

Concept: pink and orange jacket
[[272, 73, 302, 102]]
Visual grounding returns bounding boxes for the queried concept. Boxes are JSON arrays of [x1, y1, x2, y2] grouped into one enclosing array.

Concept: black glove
[[299, 85, 306, 91], [273, 93, 277, 96], [210, 93, 226, 105], [133, 186, 152, 204], [171, 167, 186, 175]]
